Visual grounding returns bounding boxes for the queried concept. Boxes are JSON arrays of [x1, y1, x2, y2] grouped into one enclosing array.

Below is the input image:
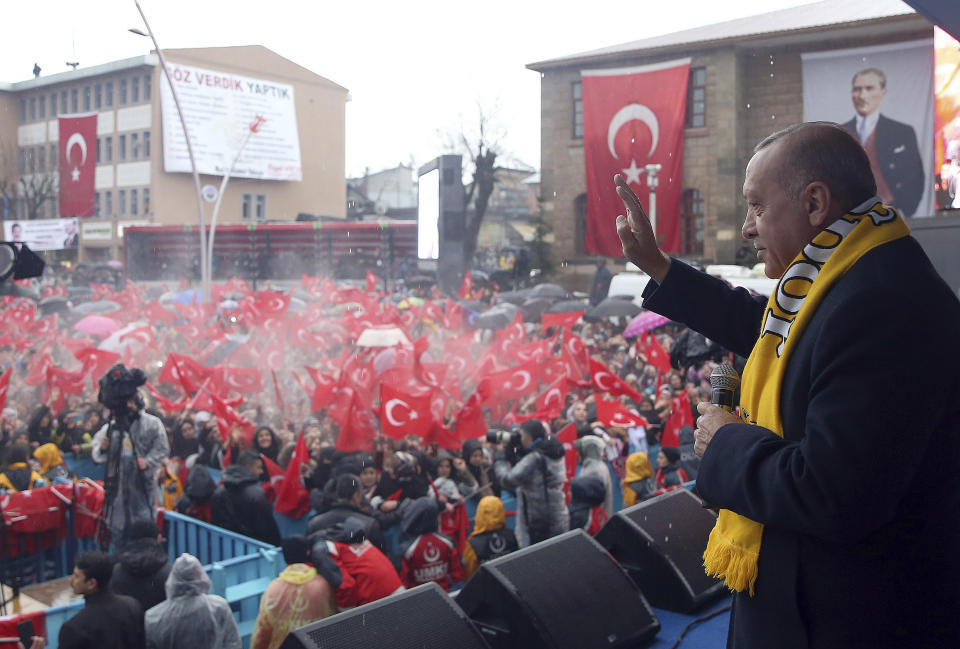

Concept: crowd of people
[[0, 258, 729, 649]]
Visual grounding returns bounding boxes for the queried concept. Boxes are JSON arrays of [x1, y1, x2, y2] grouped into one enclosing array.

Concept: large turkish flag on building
[[582, 59, 689, 255], [58, 114, 97, 217]]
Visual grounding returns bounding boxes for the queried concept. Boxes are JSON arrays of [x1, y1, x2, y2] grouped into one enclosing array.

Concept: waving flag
[[595, 397, 648, 429], [274, 434, 311, 518], [59, 113, 98, 217], [380, 383, 434, 439], [589, 357, 646, 404]]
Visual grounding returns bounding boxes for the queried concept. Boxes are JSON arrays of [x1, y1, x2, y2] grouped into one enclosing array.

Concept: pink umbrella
[[623, 311, 670, 338], [74, 315, 121, 337]]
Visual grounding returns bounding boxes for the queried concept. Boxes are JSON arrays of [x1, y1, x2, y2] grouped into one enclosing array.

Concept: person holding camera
[[91, 364, 169, 549], [493, 420, 568, 548]]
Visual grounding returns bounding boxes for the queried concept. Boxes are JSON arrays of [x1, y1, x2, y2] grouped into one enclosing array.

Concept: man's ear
[[804, 181, 833, 228]]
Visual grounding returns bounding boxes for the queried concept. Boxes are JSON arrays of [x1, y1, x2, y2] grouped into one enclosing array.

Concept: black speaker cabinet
[[595, 489, 726, 613], [456, 529, 660, 649], [280, 582, 490, 649]]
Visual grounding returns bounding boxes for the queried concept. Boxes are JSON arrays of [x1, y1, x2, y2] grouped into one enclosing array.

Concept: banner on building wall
[[3, 218, 78, 251], [581, 59, 690, 256], [160, 62, 302, 181], [58, 114, 98, 218], [935, 27, 960, 210], [801, 40, 934, 217]]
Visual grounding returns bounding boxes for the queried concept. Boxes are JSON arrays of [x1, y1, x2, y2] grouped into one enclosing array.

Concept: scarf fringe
[[703, 524, 760, 596]]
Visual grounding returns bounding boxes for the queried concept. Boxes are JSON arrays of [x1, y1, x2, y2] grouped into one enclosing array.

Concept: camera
[[486, 428, 522, 446], [98, 363, 147, 411]]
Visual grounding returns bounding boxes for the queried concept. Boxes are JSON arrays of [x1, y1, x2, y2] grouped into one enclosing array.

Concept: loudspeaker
[[455, 529, 660, 649], [280, 582, 490, 649], [595, 489, 725, 613]]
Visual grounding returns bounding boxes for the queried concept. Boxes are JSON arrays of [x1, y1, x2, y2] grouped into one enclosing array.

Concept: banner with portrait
[[935, 27, 960, 210], [801, 40, 934, 218], [3, 218, 79, 251]]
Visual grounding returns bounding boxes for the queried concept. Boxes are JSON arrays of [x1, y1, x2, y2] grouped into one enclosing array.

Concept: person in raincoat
[[621, 452, 657, 508], [461, 496, 518, 580], [144, 553, 241, 649], [573, 435, 613, 517], [34, 442, 74, 484]]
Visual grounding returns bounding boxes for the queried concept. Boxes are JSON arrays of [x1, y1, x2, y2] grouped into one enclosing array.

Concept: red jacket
[[438, 502, 469, 553], [327, 540, 403, 608], [400, 532, 464, 592]]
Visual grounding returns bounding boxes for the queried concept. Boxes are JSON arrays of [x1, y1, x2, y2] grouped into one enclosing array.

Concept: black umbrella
[[585, 297, 642, 321], [528, 283, 567, 299], [520, 297, 553, 322], [475, 303, 520, 329], [495, 289, 531, 306], [39, 295, 71, 315], [458, 300, 487, 313], [546, 299, 590, 314], [468, 270, 490, 283], [73, 300, 121, 314]]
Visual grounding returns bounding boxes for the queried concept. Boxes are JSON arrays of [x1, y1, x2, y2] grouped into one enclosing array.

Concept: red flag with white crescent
[[595, 396, 648, 429], [581, 59, 690, 255], [457, 272, 473, 299], [534, 375, 567, 421], [541, 311, 585, 331], [366, 271, 379, 293], [379, 383, 434, 439], [588, 357, 646, 404], [59, 113, 98, 217], [485, 358, 540, 403], [274, 433, 311, 517]]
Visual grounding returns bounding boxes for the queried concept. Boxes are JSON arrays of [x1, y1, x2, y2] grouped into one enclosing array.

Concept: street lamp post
[[644, 163, 663, 238], [131, 1, 209, 299]]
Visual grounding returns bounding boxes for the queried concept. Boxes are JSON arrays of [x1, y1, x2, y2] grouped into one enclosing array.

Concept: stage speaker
[[455, 529, 660, 649], [595, 489, 725, 613], [280, 582, 490, 649]]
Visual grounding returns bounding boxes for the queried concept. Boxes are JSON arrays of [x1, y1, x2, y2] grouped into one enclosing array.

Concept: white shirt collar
[[855, 112, 880, 139]]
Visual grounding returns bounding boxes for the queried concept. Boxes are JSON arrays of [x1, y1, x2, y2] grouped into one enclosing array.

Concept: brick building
[[528, 0, 932, 289], [0, 45, 347, 261]]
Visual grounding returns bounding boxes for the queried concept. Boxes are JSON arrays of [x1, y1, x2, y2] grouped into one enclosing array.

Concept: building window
[[118, 189, 127, 217], [28, 97, 36, 121], [242, 193, 252, 219], [681, 188, 705, 256], [574, 193, 588, 255], [37, 147, 46, 173], [118, 78, 127, 106], [105, 81, 113, 108], [143, 131, 151, 157], [38, 95, 45, 120], [83, 86, 91, 112], [130, 188, 138, 216], [255, 194, 267, 220], [572, 81, 584, 139], [143, 188, 150, 214], [118, 134, 126, 161], [51, 92, 58, 117], [49, 144, 57, 170], [18, 100, 26, 123], [96, 138, 101, 163], [104, 136, 113, 163], [131, 133, 140, 160], [686, 67, 706, 129], [60, 91, 67, 114], [105, 190, 113, 217], [131, 76, 140, 104], [70, 88, 78, 113], [94, 84, 102, 110], [95, 192, 101, 217], [143, 74, 151, 101]]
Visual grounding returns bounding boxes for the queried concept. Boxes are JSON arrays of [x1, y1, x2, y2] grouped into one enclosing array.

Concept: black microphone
[[710, 363, 740, 412]]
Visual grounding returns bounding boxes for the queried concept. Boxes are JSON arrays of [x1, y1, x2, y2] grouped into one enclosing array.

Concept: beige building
[[527, 0, 933, 290], [0, 45, 348, 261]]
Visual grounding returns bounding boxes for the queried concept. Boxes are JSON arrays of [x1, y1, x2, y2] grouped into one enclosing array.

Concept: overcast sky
[[3, 0, 818, 177]]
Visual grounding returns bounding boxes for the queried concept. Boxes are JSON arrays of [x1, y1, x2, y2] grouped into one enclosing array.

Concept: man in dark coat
[[589, 257, 612, 306], [60, 550, 145, 649], [306, 473, 385, 551], [210, 451, 282, 546], [840, 68, 924, 217], [109, 520, 171, 615], [615, 121, 960, 649]]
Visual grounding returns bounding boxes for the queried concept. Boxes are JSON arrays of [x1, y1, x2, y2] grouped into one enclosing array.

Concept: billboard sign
[[4, 218, 79, 251]]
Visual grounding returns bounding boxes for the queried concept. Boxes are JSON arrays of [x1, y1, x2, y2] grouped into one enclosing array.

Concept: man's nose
[[742, 215, 756, 240]]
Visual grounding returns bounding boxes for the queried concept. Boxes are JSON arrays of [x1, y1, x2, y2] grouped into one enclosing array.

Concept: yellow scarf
[[702, 200, 909, 595]]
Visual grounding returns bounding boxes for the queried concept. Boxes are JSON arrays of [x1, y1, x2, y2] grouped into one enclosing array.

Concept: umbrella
[[520, 297, 553, 321], [66, 286, 95, 299], [356, 326, 412, 348], [73, 300, 120, 314], [546, 299, 590, 314], [623, 311, 671, 338], [288, 297, 308, 313], [495, 289, 531, 306], [468, 270, 490, 283], [39, 295, 71, 315], [458, 300, 487, 313], [475, 303, 520, 329], [528, 283, 567, 299], [585, 297, 643, 321], [74, 315, 120, 337]]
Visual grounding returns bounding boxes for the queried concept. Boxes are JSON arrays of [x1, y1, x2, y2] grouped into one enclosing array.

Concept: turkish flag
[[581, 59, 690, 255], [541, 311, 584, 331], [555, 422, 580, 484], [274, 433, 311, 518], [534, 375, 567, 421], [0, 369, 10, 413], [457, 272, 473, 299], [486, 358, 540, 402], [645, 333, 673, 374], [589, 357, 646, 404], [379, 383, 434, 439], [662, 391, 695, 448], [366, 271, 379, 293], [452, 392, 487, 442], [59, 114, 97, 217], [595, 397, 648, 429]]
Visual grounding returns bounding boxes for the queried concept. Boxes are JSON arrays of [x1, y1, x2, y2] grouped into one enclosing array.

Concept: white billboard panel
[[160, 62, 302, 181], [4, 218, 78, 251]]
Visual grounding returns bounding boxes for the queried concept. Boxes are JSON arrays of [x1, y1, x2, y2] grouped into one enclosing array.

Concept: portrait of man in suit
[[63, 219, 78, 249], [841, 68, 924, 216]]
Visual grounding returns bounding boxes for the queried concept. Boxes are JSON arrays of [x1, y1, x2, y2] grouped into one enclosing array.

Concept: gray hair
[[852, 68, 886, 89]]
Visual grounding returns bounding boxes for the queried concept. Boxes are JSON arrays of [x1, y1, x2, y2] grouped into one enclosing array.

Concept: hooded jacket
[[574, 435, 613, 516], [211, 464, 282, 546], [463, 496, 518, 579], [144, 553, 241, 649], [176, 464, 217, 522], [494, 435, 569, 547], [399, 498, 463, 591], [568, 476, 609, 535], [110, 537, 172, 614], [622, 452, 656, 508]]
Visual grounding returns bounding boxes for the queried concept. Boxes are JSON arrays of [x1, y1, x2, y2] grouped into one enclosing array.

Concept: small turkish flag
[[274, 433, 311, 518], [380, 383, 434, 439], [595, 397, 648, 429], [366, 271, 379, 293], [589, 357, 646, 404], [0, 369, 10, 413], [457, 272, 473, 299], [541, 311, 584, 331], [58, 114, 97, 217]]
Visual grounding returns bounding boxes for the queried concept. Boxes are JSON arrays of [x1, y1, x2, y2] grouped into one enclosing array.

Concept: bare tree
[[0, 138, 58, 220], [19, 173, 58, 220]]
